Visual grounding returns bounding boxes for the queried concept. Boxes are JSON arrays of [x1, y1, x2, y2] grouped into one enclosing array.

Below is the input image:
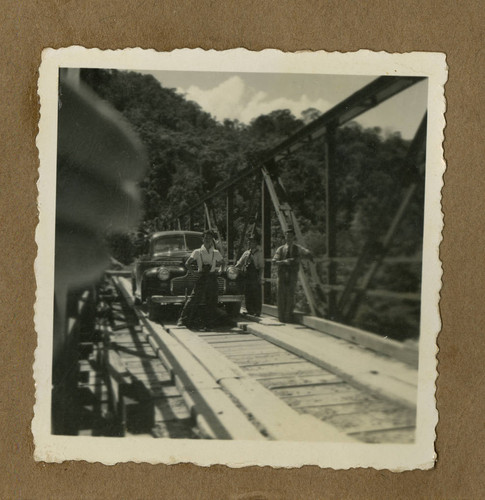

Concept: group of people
[[176, 226, 313, 330]]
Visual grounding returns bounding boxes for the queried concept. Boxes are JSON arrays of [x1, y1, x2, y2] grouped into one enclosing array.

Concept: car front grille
[[171, 274, 225, 296]]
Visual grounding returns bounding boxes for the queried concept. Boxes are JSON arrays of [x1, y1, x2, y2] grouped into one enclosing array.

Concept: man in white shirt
[[177, 230, 224, 330], [236, 233, 264, 316]]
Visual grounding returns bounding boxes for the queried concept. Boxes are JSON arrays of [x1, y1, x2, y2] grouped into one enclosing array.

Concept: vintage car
[[132, 230, 244, 320]]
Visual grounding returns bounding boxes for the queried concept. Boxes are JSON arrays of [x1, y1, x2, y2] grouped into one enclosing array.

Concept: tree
[[80, 69, 424, 339]]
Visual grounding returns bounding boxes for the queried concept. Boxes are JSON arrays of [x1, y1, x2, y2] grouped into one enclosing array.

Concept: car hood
[[151, 250, 191, 261]]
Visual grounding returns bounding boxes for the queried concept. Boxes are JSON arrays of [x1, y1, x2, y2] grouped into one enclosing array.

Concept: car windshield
[[185, 234, 203, 250], [152, 234, 203, 254], [153, 235, 185, 254]]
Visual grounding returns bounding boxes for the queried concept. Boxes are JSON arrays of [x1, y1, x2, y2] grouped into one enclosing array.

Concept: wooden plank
[[128, 370, 172, 383], [351, 427, 416, 444], [273, 382, 353, 398], [113, 341, 152, 352], [258, 373, 342, 389], [189, 387, 265, 440], [226, 349, 299, 359], [261, 305, 419, 368], [149, 331, 221, 391], [303, 315, 418, 368], [152, 419, 196, 439], [245, 322, 417, 408], [202, 332, 261, 339], [215, 344, 287, 355], [221, 377, 353, 442], [284, 388, 376, 408], [133, 311, 264, 440], [128, 360, 171, 372], [196, 330, 248, 338], [168, 328, 247, 382], [153, 397, 192, 421], [325, 408, 416, 434], [109, 332, 147, 343], [147, 385, 181, 399], [206, 336, 267, 345], [124, 364, 169, 376], [121, 358, 168, 369], [305, 400, 398, 419], [278, 382, 359, 399], [238, 359, 309, 369], [166, 325, 358, 442], [115, 276, 353, 441], [243, 362, 323, 378], [106, 349, 131, 384], [227, 352, 302, 366]]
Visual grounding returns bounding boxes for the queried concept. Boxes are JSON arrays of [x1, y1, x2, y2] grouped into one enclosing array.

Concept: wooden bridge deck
[[77, 274, 418, 443]]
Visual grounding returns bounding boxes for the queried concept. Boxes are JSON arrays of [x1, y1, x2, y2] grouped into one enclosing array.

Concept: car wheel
[[226, 302, 241, 318], [147, 298, 160, 321]]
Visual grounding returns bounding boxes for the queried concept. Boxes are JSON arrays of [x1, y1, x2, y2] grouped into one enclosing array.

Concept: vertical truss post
[[340, 113, 427, 320], [203, 203, 210, 231], [325, 126, 338, 319], [261, 166, 318, 316], [236, 174, 259, 258], [262, 175, 273, 304], [226, 187, 235, 262]]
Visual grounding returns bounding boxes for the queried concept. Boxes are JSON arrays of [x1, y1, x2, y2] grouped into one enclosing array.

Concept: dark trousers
[[179, 272, 218, 327], [244, 278, 262, 315], [277, 271, 298, 323]]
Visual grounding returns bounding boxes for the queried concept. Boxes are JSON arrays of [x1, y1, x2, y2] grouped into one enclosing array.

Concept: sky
[[137, 70, 428, 140]]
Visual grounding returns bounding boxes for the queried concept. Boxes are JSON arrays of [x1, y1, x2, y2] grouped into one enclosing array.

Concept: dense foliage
[[80, 69, 424, 340]]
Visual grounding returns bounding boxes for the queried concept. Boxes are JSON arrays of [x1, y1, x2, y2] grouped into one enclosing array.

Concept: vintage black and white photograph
[[34, 48, 446, 468]]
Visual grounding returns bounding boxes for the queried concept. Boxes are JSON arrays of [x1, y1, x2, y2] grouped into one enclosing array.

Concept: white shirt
[[190, 245, 223, 272], [236, 246, 264, 279]]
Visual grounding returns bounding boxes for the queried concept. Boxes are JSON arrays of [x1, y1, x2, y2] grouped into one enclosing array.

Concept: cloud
[[181, 76, 331, 124]]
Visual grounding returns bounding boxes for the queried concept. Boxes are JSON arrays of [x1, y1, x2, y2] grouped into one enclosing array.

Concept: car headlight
[[226, 266, 239, 280], [157, 267, 170, 281]]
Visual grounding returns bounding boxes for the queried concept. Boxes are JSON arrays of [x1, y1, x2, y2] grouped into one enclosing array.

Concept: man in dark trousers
[[272, 226, 313, 323], [236, 233, 264, 316], [177, 230, 224, 330]]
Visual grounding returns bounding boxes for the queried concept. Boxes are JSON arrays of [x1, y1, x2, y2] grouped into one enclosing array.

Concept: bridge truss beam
[[171, 76, 424, 222], [166, 75, 426, 321]]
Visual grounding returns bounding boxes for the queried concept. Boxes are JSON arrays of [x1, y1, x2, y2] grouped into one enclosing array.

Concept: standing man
[[236, 233, 265, 316], [177, 230, 224, 330], [272, 226, 313, 323]]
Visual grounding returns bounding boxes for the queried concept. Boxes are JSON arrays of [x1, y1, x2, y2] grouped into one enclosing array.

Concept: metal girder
[[262, 178, 273, 304], [262, 76, 425, 162], [226, 187, 234, 261], [261, 166, 319, 316], [171, 75, 424, 222], [324, 126, 338, 318], [236, 175, 260, 259], [337, 112, 428, 320], [173, 164, 257, 220]]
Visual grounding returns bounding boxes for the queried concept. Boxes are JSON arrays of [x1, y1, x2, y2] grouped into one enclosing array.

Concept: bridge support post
[[226, 187, 234, 262], [262, 177, 272, 304], [325, 126, 338, 319], [337, 113, 427, 320]]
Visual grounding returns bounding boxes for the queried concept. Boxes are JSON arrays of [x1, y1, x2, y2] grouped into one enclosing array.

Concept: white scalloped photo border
[[33, 47, 447, 469]]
